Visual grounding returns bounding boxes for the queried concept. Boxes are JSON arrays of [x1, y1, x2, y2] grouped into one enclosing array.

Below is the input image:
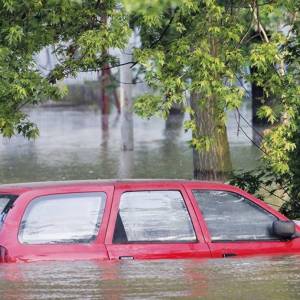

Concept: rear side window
[[19, 192, 106, 244], [113, 190, 196, 243], [193, 190, 278, 241]]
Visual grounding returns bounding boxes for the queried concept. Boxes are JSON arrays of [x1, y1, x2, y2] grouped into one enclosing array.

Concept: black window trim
[[211, 238, 286, 243], [115, 240, 199, 245]]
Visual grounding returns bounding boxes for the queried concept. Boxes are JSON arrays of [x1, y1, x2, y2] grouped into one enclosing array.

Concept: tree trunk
[[251, 68, 265, 126], [100, 64, 110, 131], [165, 104, 184, 131], [250, 66, 272, 145], [190, 93, 232, 181]]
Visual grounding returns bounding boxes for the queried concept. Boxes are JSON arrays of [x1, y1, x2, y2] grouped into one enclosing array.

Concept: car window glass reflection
[[193, 190, 278, 241], [19, 192, 106, 244], [113, 190, 196, 243]]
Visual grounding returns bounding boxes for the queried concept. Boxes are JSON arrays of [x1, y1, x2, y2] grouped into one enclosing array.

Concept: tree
[[1, 0, 300, 197], [0, 0, 130, 138], [125, 0, 300, 182], [231, 1, 300, 218], [131, 1, 242, 180]]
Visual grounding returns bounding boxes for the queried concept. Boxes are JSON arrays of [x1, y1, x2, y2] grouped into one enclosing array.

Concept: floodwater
[[0, 101, 260, 184], [1, 256, 300, 299], [0, 102, 299, 299]]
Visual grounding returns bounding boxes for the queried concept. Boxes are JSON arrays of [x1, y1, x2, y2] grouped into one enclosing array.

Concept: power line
[[233, 109, 291, 204]]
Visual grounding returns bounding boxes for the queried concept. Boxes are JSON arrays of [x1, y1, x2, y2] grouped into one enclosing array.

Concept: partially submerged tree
[[231, 1, 300, 218], [131, 1, 243, 180], [1, 0, 300, 201], [126, 0, 300, 182]]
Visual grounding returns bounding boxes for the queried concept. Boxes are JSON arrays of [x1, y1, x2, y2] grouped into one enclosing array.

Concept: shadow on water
[[1, 256, 300, 299]]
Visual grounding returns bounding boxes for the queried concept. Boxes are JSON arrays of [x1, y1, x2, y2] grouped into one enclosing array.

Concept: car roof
[[0, 179, 228, 194]]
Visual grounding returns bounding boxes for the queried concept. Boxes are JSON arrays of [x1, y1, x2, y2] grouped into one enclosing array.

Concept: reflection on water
[[1, 256, 300, 299], [0, 104, 298, 299], [0, 102, 260, 184]]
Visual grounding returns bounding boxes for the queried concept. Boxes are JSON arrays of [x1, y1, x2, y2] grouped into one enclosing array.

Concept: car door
[[105, 182, 211, 260], [185, 183, 300, 258], [1, 185, 113, 262]]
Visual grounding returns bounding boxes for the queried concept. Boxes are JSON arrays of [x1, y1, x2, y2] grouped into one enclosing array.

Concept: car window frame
[[192, 189, 281, 242], [4, 185, 114, 248], [183, 183, 290, 244], [105, 183, 206, 245], [113, 190, 198, 244], [18, 192, 108, 245]]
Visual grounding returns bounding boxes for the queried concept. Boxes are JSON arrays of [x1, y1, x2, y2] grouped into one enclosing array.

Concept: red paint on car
[[0, 180, 299, 262]]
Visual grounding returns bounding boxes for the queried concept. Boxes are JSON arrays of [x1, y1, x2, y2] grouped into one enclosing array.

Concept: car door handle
[[119, 256, 134, 260], [223, 253, 237, 258]]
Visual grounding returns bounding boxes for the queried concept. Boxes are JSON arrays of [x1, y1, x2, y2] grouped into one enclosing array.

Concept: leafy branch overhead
[[0, 0, 300, 178], [127, 0, 300, 174], [0, 0, 130, 138]]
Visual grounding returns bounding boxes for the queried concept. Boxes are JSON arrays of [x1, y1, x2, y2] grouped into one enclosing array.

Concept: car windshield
[[0, 194, 18, 228]]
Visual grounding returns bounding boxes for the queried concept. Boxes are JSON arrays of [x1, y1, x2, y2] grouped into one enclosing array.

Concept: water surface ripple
[[1, 256, 300, 299]]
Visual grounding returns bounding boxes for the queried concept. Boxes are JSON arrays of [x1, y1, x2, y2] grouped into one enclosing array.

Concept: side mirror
[[273, 220, 295, 239]]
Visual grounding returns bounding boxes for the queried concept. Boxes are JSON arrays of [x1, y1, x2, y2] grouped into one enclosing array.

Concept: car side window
[[19, 192, 106, 244], [193, 190, 278, 241], [113, 190, 196, 243]]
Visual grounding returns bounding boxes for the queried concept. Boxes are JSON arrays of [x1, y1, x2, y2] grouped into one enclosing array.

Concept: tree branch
[[149, 7, 179, 49], [251, 1, 269, 43], [130, 7, 179, 69]]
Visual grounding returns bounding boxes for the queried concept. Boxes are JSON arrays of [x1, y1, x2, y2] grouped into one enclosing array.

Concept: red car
[[0, 180, 299, 263]]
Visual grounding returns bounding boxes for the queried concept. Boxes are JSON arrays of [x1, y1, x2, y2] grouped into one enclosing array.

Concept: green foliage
[[0, 0, 300, 216], [131, 0, 249, 148], [133, 94, 166, 118], [0, 0, 130, 138], [257, 105, 277, 124], [230, 106, 300, 219], [127, 0, 300, 175], [126, 0, 300, 214], [229, 170, 266, 199], [230, 161, 300, 219]]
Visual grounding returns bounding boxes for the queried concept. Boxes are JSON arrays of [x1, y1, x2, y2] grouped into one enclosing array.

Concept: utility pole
[[120, 36, 134, 151]]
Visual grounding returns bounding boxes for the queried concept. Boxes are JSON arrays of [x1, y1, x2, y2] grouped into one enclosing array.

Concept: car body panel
[[0, 184, 114, 262], [0, 180, 299, 262], [183, 182, 300, 258], [105, 182, 211, 260]]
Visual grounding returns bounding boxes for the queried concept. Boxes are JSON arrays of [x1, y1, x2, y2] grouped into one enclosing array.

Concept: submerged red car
[[0, 180, 299, 263]]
